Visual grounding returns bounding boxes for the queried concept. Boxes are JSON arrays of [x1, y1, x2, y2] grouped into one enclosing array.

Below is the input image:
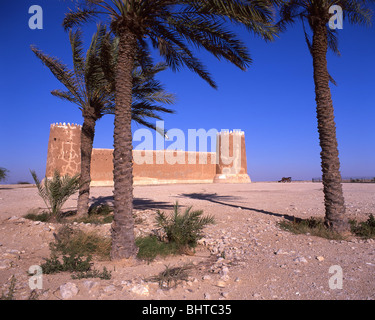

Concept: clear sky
[[0, 0, 374, 184]]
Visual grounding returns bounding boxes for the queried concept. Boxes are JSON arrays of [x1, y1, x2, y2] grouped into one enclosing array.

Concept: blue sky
[[0, 0, 374, 183]]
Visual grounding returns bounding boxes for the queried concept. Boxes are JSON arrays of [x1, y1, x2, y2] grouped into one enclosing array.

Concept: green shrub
[[73, 204, 114, 224], [0, 276, 16, 300], [40, 253, 111, 280], [41, 254, 92, 274], [0, 167, 9, 183], [146, 264, 192, 289], [24, 211, 50, 222], [350, 214, 375, 239], [88, 204, 113, 216], [41, 225, 112, 280], [156, 202, 215, 251], [50, 225, 111, 260], [136, 235, 178, 261], [71, 267, 112, 280], [278, 217, 344, 240]]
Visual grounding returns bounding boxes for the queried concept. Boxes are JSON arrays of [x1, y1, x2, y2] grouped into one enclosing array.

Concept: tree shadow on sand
[[89, 195, 174, 211], [178, 192, 297, 222]]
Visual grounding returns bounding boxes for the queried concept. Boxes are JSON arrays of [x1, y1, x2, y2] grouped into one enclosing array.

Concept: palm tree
[[0, 167, 9, 183], [63, 0, 278, 260], [277, 0, 373, 233], [31, 25, 175, 218]]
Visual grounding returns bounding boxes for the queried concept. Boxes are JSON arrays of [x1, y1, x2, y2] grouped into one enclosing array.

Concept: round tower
[[45, 123, 82, 178], [213, 130, 251, 183]]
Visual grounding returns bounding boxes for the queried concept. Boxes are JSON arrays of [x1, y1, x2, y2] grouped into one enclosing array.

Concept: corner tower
[[45, 123, 82, 178], [214, 130, 251, 183]]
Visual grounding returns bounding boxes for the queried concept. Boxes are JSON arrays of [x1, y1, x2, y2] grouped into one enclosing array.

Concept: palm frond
[[186, 0, 278, 41], [51, 89, 80, 105], [340, 0, 373, 26], [31, 170, 81, 219], [63, 7, 98, 31], [30, 45, 84, 105], [69, 28, 86, 84]]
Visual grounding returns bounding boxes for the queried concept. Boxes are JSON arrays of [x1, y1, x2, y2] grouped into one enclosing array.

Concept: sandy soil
[[0, 182, 374, 301]]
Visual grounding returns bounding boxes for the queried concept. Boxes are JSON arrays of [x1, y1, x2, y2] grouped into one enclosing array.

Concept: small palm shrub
[[156, 202, 215, 252], [30, 170, 81, 220]]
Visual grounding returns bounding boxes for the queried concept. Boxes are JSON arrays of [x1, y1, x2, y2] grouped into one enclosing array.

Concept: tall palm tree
[[277, 0, 373, 233], [31, 25, 175, 218], [63, 0, 278, 260]]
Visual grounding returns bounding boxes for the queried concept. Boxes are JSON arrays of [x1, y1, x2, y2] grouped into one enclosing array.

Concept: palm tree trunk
[[311, 19, 349, 234], [110, 28, 138, 260], [76, 112, 96, 217]]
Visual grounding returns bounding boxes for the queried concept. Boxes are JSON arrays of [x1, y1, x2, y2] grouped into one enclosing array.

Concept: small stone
[[202, 275, 211, 281], [216, 281, 226, 288], [0, 261, 9, 270], [82, 280, 98, 290], [6, 249, 20, 254], [294, 257, 308, 264], [60, 282, 79, 299], [131, 284, 149, 296], [316, 256, 325, 262], [204, 293, 211, 300], [221, 292, 229, 298], [274, 249, 288, 255], [103, 285, 116, 293]]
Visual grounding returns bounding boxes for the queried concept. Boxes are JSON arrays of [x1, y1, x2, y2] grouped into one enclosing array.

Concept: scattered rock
[[60, 282, 79, 299], [204, 293, 211, 300], [274, 249, 288, 255], [130, 284, 149, 296], [0, 260, 9, 270], [202, 275, 211, 281], [294, 257, 308, 264], [103, 285, 116, 293], [316, 256, 325, 262], [82, 280, 99, 291]]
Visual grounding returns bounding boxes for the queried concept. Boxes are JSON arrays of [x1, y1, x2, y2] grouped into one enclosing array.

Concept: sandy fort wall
[[46, 123, 250, 186]]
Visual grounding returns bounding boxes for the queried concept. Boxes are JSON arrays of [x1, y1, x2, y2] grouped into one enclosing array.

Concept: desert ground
[[0, 181, 374, 301]]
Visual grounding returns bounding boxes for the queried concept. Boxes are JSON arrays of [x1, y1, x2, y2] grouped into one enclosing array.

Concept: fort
[[45, 123, 251, 186]]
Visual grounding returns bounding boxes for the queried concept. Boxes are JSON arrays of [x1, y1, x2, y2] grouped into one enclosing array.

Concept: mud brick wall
[[45, 123, 250, 185]]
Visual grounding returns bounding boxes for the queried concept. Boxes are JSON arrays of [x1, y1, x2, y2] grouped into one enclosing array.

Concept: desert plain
[[0, 181, 374, 300]]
